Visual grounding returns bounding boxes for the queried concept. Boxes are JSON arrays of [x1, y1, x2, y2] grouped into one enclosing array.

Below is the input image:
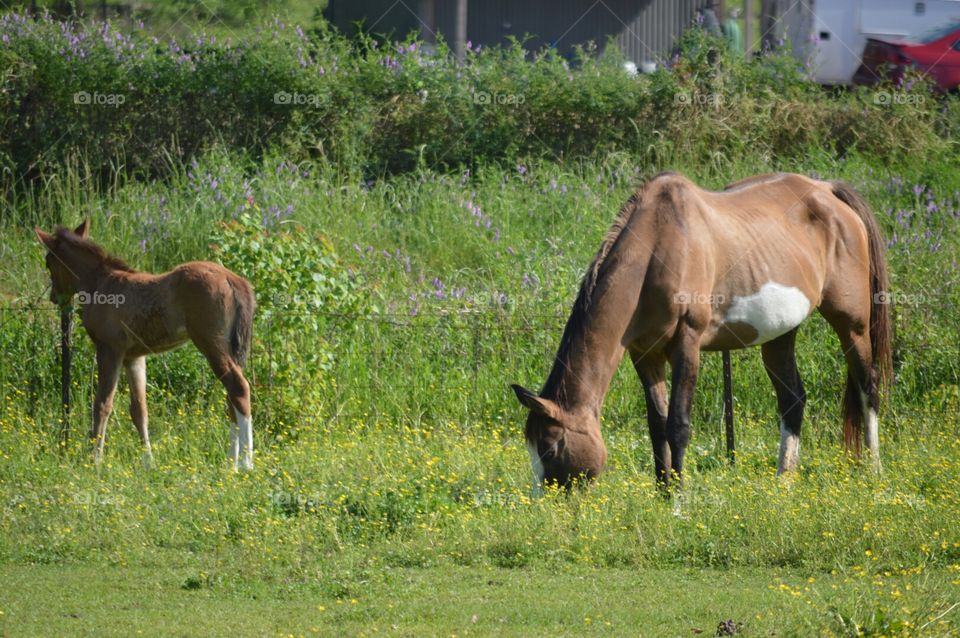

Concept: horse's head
[[34, 219, 90, 304], [511, 384, 607, 491]]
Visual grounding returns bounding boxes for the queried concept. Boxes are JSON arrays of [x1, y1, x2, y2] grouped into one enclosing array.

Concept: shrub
[[0, 11, 952, 191], [210, 210, 366, 428]]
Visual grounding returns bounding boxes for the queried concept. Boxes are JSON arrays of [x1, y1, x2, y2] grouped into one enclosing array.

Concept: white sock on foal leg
[[234, 407, 253, 471]]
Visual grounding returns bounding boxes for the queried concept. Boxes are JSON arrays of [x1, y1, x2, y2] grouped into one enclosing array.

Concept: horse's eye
[[538, 440, 559, 461]]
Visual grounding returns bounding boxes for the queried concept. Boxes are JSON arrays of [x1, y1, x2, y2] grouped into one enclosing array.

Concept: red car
[[853, 22, 960, 92]]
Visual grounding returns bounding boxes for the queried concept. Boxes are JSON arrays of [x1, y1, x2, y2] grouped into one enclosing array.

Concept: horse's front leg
[[125, 356, 153, 467], [92, 346, 122, 464], [630, 351, 671, 489], [761, 330, 806, 474], [665, 324, 702, 489]]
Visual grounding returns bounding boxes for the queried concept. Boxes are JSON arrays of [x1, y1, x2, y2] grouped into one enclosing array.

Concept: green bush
[[210, 211, 367, 428], [0, 11, 954, 190]]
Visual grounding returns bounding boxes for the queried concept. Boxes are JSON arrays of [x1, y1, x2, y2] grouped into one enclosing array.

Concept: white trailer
[[780, 0, 960, 84]]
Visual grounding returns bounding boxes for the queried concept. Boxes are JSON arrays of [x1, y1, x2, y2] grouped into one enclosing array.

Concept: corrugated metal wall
[[325, 0, 715, 63]]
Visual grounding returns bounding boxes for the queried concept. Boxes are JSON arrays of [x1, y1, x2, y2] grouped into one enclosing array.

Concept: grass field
[[2, 11, 960, 636], [1, 149, 959, 636], [2, 563, 957, 637], [3, 146, 960, 635]]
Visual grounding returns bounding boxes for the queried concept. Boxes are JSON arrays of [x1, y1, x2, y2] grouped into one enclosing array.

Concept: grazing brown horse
[[513, 172, 892, 492], [35, 219, 256, 470]]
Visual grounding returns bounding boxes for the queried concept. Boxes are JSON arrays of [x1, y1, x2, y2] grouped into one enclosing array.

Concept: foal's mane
[[54, 227, 134, 272], [543, 173, 669, 405]]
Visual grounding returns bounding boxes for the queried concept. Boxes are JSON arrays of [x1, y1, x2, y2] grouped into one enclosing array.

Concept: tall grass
[[1, 13, 959, 635]]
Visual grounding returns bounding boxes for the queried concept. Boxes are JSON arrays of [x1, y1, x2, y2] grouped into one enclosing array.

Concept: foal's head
[[511, 384, 607, 490], [34, 219, 95, 304]]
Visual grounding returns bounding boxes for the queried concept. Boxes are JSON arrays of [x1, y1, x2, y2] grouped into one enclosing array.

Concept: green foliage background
[[0, 10, 958, 636]]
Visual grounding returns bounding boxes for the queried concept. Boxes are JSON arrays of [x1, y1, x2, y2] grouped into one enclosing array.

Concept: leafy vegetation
[[1, 10, 958, 637], [1, 12, 955, 187]]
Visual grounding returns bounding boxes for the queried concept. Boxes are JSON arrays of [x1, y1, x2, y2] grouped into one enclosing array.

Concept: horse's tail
[[830, 181, 893, 452], [229, 276, 256, 368]]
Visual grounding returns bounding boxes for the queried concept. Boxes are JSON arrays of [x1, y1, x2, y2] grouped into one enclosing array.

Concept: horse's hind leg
[[630, 351, 671, 487], [821, 311, 880, 469], [124, 356, 153, 467], [225, 397, 240, 468], [92, 346, 122, 465], [761, 329, 806, 474], [665, 324, 702, 488], [197, 343, 252, 471]]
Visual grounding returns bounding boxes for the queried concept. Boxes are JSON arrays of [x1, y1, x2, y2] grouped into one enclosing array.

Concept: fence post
[[59, 303, 72, 449], [722, 350, 734, 463]]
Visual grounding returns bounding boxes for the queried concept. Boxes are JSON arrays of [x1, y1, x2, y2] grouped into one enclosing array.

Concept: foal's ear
[[73, 218, 90, 239], [34, 227, 56, 250], [511, 384, 560, 419]]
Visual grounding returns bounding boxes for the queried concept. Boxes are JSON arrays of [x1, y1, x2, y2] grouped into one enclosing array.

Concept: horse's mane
[[542, 173, 670, 405], [54, 227, 134, 272]]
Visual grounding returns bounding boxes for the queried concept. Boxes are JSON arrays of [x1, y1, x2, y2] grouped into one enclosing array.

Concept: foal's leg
[[92, 346, 123, 464], [760, 329, 806, 474], [631, 351, 671, 487], [197, 345, 252, 471], [125, 356, 153, 466], [226, 397, 240, 468], [665, 324, 702, 488]]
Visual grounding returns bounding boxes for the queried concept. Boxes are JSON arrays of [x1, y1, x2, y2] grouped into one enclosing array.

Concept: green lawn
[[3, 563, 956, 637]]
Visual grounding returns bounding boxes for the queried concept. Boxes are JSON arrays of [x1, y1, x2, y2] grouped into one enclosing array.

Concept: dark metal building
[[324, 0, 717, 66]]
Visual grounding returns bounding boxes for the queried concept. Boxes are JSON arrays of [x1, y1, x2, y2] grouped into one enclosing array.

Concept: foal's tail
[[831, 181, 893, 452], [229, 276, 256, 367]]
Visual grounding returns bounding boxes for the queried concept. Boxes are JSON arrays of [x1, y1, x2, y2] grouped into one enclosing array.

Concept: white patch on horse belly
[[527, 442, 545, 497], [723, 282, 811, 345]]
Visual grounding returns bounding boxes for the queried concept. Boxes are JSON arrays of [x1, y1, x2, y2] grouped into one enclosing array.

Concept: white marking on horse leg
[[860, 391, 881, 471], [527, 442, 544, 498], [235, 407, 253, 471], [723, 282, 812, 345], [777, 418, 800, 475]]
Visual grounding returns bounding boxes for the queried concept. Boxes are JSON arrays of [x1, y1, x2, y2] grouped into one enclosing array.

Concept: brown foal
[[35, 219, 256, 470]]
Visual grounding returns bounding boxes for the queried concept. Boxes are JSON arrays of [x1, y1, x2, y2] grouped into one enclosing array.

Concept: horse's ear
[[511, 384, 560, 419], [34, 227, 56, 250], [74, 218, 90, 239]]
